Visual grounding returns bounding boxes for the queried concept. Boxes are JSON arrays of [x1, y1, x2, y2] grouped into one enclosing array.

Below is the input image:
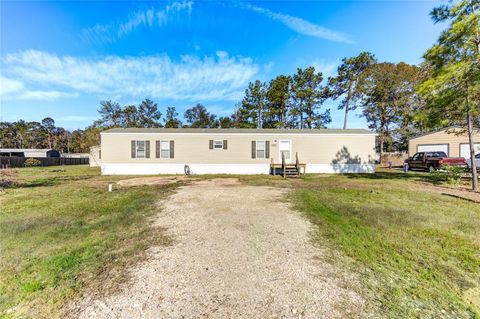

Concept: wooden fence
[[0, 156, 89, 168], [379, 152, 409, 167]]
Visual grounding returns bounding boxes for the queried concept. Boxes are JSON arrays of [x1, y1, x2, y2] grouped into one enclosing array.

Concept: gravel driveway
[[71, 178, 365, 318]]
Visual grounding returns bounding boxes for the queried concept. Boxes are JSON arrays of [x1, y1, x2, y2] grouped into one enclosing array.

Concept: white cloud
[[244, 4, 353, 44], [18, 91, 78, 101], [2, 50, 260, 102], [310, 59, 339, 80], [0, 76, 24, 95], [82, 1, 193, 43]]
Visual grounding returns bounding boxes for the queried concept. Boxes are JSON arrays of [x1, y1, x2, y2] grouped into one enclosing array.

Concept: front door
[[279, 140, 292, 163]]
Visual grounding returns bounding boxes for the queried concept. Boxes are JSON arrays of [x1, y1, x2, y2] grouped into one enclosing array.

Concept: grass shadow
[[345, 169, 435, 183], [16, 175, 97, 189]]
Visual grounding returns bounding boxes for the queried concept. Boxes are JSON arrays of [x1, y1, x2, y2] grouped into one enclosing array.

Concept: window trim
[[256, 140, 266, 159], [135, 140, 146, 158], [160, 140, 170, 159]]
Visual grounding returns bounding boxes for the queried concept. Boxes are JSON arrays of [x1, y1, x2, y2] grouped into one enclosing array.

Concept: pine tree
[[327, 52, 375, 129], [265, 75, 291, 128], [418, 0, 480, 191], [241, 80, 268, 128], [164, 107, 182, 128], [290, 66, 329, 128]]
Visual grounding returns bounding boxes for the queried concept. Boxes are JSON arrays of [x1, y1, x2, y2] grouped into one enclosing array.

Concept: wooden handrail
[[295, 152, 300, 176]]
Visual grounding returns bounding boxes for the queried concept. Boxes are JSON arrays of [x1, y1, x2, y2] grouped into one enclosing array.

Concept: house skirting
[[305, 164, 376, 174], [101, 163, 271, 175], [101, 163, 376, 175]]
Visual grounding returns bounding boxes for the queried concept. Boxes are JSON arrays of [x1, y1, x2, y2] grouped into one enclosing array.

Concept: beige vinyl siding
[[101, 133, 376, 165], [408, 129, 480, 157]]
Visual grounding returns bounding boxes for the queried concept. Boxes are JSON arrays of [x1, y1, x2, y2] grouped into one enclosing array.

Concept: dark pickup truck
[[405, 151, 467, 172]]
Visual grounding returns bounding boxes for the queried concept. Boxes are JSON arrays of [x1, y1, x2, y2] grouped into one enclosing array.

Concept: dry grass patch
[[116, 175, 194, 187]]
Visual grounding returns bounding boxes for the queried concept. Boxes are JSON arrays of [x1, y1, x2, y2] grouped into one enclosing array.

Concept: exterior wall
[[100, 132, 376, 175], [89, 146, 101, 167], [0, 149, 59, 158], [408, 129, 480, 157]]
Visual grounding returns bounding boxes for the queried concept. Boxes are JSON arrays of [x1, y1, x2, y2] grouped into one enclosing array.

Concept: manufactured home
[[100, 128, 377, 175], [89, 145, 101, 167], [0, 148, 60, 158], [408, 126, 480, 159]]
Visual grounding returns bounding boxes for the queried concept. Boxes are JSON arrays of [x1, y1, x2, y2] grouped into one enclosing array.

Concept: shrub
[[430, 165, 465, 185], [24, 158, 41, 167]]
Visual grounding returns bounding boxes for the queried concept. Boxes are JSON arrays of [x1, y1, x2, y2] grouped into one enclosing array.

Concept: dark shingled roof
[[101, 128, 375, 135]]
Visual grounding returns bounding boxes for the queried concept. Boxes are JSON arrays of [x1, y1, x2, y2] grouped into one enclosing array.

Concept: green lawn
[[283, 172, 480, 318], [0, 166, 178, 318]]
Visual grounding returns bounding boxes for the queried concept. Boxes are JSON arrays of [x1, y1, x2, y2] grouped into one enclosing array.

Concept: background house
[[0, 148, 89, 168], [0, 148, 61, 158], [408, 127, 480, 159], [89, 146, 101, 167]]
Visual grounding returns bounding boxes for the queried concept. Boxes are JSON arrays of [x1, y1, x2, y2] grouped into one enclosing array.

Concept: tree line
[[0, 57, 436, 156], [0, 118, 102, 153], [0, 1, 478, 189]]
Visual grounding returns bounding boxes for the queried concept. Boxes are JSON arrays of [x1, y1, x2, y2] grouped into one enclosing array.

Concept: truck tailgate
[[441, 157, 467, 165]]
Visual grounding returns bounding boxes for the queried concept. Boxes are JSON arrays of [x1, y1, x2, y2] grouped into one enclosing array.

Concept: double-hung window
[[256, 141, 266, 159], [136, 141, 146, 158], [209, 139, 227, 150], [160, 141, 170, 159]]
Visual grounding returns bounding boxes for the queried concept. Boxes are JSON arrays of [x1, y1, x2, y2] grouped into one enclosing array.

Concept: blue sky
[[0, 0, 445, 130]]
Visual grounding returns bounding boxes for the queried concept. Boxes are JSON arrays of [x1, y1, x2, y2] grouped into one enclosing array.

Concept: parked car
[[467, 153, 480, 170], [404, 151, 467, 172]]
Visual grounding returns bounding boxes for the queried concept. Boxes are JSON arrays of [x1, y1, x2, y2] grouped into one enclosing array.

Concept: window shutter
[[170, 140, 174, 158], [209, 140, 214, 149], [131, 140, 136, 158], [251, 141, 256, 159], [223, 140, 228, 150], [265, 141, 270, 158], [145, 140, 150, 158], [156, 140, 160, 158]]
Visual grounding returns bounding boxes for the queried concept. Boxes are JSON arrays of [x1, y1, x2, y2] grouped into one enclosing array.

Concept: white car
[[467, 153, 480, 170]]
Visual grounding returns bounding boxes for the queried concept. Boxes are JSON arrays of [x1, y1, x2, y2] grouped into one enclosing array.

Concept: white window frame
[[213, 140, 224, 149], [136, 140, 146, 158], [160, 140, 170, 159], [256, 140, 266, 159]]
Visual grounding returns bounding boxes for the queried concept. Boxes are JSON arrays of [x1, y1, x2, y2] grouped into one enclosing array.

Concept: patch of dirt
[[464, 286, 480, 311], [192, 177, 242, 187], [413, 182, 480, 203], [68, 179, 365, 318], [0, 169, 18, 190], [116, 175, 194, 187]]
